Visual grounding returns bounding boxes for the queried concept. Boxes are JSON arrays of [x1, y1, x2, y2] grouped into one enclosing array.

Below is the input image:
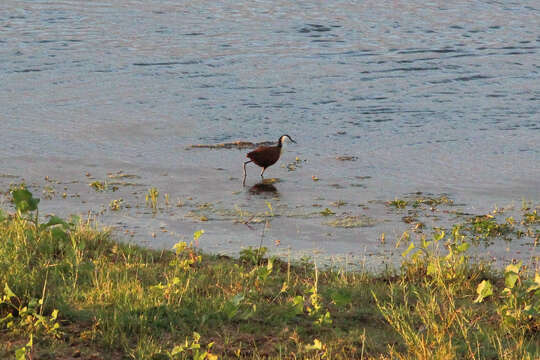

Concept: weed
[[523, 210, 540, 225], [109, 198, 123, 211], [387, 198, 408, 208], [89, 180, 107, 191], [466, 214, 514, 240], [146, 187, 159, 211]]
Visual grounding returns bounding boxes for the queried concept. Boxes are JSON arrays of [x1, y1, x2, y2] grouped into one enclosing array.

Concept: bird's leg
[[243, 160, 252, 186], [260, 167, 266, 180]]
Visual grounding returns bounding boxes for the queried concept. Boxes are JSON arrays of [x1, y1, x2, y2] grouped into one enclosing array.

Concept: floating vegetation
[[464, 214, 515, 240], [109, 199, 123, 211], [412, 194, 454, 207], [401, 215, 417, 224], [523, 209, 540, 225], [335, 155, 358, 161], [42, 185, 55, 199], [331, 200, 347, 207], [324, 214, 377, 228], [187, 140, 274, 150], [107, 171, 141, 179], [286, 157, 305, 171], [387, 194, 454, 210], [320, 208, 335, 216], [89, 180, 106, 191], [387, 198, 408, 209]]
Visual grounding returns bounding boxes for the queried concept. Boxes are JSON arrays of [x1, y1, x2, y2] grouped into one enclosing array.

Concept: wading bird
[[242, 135, 296, 185]]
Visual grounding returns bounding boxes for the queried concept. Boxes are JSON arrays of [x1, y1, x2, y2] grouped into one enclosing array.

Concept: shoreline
[[0, 166, 538, 272]]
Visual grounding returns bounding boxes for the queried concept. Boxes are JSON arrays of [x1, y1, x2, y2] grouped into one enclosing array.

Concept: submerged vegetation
[[0, 188, 539, 359]]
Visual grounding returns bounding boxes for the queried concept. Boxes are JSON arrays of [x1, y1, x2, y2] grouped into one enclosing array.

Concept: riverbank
[[1, 188, 538, 359]]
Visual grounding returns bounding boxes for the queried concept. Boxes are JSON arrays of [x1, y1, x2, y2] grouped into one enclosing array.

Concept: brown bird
[[242, 135, 296, 185]]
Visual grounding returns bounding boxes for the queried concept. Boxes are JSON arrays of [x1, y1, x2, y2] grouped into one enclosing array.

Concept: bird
[[242, 134, 296, 185]]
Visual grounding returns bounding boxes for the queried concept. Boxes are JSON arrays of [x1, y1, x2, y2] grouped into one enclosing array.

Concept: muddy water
[[1, 0, 539, 269]]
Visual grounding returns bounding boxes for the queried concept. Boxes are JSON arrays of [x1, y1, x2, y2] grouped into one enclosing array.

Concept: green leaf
[[12, 189, 40, 214], [505, 272, 519, 290], [474, 280, 493, 303], [527, 273, 540, 293], [305, 339, 323, 351], [292, 295, 304, 315], [330, 288, 352, 308], [433, 230, 445, 242], [193, 229, 205, 242], [3, 283, 16, 299], [427, 261, 438, 276], [504, 261, 522, 289], [170, 345, 185, 356], [456, 242, 470, 253], [265, 201, 273, 216], [320, 208, 335, 216], [401, 242, 415, 257], [51, 309, 59, 321], [173, 241, 187, 255], [15, 347, 27, 360], [230, 294, 244, 306], [51, 227, 68, 242], [505, 261, 522, 275]]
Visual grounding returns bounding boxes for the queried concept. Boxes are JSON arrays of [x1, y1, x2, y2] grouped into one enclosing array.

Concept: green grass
[[0, 188, 539, 359]]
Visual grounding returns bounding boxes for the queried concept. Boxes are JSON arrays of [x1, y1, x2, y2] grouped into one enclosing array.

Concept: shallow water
[[1, 0, 539, 269]]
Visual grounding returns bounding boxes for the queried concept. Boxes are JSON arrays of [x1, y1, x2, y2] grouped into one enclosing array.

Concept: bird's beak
[[291, 139, 296, 143]]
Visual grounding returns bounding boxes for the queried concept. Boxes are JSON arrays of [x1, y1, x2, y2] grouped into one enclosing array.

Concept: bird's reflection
[[249, 182, 279, 195]]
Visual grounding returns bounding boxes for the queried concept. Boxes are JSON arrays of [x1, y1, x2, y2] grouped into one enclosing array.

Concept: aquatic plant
[[145, 187, 159, 211]]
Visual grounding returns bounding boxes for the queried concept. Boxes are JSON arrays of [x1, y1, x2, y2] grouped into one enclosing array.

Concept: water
[[1, 0, 539, 268]]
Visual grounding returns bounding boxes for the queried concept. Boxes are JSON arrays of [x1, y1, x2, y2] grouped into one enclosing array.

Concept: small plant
[[304, 338, 328, 358], [109, 198, 123, 211], [320, 208, 335, 216], [498, 262, 539, 331], [42, 185, 55, 199], [165, 332, 217, 360], [522, 209, 540, 225], [387, 198, 408, 208], [413, 195, 453, 207], [1, 284, 61, 341], [330, 200, 347, 207], [239, 246, 268, 266], [171, 241, 202, 272], [164, 193, 170, 206], [146, 187, 159, 211], [12, 187, 40, 215], [14, 335, 33, 360], [89, 180, 107, 191]]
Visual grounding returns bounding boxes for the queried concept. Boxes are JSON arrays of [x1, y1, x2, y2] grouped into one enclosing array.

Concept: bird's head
[[278, 134, 296, 146]]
